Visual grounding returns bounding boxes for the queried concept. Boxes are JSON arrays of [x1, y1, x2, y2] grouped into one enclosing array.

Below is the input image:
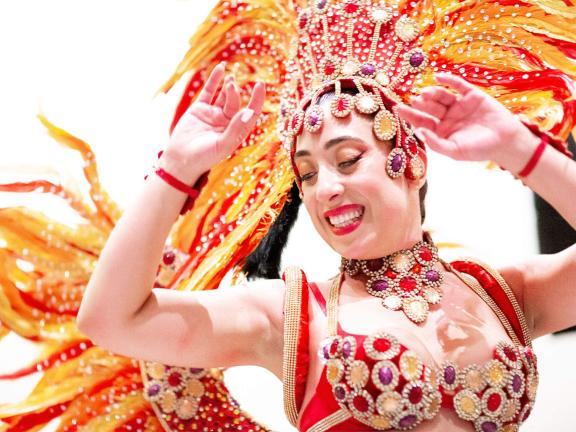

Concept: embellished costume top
[[282, 261, 538, 432]]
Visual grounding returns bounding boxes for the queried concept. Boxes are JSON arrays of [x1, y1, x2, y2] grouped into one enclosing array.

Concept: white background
[[0, 1, 574, 430]]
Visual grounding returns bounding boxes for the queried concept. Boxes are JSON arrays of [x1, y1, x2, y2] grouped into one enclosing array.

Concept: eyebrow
[[293, 135, 365, 159]]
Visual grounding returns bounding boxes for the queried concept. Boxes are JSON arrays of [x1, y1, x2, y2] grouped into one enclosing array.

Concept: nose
[[315, 166, 344, 204]]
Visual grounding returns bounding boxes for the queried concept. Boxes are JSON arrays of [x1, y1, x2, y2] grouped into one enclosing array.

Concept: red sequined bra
[[281, 260, 538, 432]]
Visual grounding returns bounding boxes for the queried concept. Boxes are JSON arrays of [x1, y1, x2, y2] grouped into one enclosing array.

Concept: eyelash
[[299, 155, 362, 183]]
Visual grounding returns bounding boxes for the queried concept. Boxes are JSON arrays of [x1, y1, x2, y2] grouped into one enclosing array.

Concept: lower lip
[[329, 215, 363, 236]]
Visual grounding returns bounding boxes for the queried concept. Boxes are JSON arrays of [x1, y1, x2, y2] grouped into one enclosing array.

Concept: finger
[[214, 76, 233, 108], [197, 62, 227, 104], [223, 81, 241, 119], [218, 83, 266, 151], [419, 86, 459, 107], [396, 104, 439, 132], [416, 128, 462, 160], [410, 97, 448, 121], [434, 73, 476, 96], [246, 81, 266, 113]]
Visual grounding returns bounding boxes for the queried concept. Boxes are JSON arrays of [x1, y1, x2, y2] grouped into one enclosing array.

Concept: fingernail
[[241, 108, 254, 123]]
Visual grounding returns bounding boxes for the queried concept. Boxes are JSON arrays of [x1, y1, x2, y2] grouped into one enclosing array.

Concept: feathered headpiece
[[0, 0, 575, 431]]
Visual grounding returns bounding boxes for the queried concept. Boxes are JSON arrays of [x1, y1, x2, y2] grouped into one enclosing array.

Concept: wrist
[[158, 149, 206, 186], [498, 127, 541, 176]]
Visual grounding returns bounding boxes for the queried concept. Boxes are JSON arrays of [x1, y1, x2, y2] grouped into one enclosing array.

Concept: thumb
[[217, 108, 257, 152]]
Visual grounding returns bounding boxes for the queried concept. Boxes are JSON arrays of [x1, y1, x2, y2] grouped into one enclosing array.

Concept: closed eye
[[339, 155, 362, 168]]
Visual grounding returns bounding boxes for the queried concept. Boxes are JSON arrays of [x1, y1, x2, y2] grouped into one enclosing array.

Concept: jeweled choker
[[340, 239, 443, 323]]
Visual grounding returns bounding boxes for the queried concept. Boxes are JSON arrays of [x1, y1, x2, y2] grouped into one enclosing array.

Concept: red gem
[[408, 386, 423, 404], [504, 346, 517, 362], [385, 269, 397, 279], [168, 372, 182, 387], [344, 2, 359, 14], [373, 338, 391, 352], [324, 62, 336, 76], [337, 98, 348, 111], [329, 339, 339, 356], [163, 251, 176, 265], [418, 246, 433, 262], [487, 393, 502, 411], [399, 277, 417, 292], [298, 13, 309, 30], [352, 395, 369, 412]]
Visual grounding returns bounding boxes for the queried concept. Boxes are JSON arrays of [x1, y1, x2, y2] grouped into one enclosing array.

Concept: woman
[[77, 32, 576, 431]]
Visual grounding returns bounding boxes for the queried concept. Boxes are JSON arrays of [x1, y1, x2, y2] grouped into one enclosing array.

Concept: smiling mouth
[[326, 207, 365, 228]]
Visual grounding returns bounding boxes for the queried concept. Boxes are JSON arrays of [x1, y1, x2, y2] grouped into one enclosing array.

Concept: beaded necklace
[[340, 239, 443, 323]]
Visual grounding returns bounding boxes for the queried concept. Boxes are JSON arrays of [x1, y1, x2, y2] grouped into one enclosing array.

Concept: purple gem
[[309, 113, 320, 126], [147, 383, 161, 397], [342, 340, 352, 358], [373, 280, 389, 292], [190, 367, 204, 374], [391, 154, 403, 172], [317, 0, 327, 9], [426, 270, 440, 282], [444, 366, 456, 385], [334, 385, 346, 400], [481, 421, 498, 432], [360, 63, 376, 76], [409, 52, 425, 68], [323, 344, 330, 359], [378, 367, 393, 385], [398, 415, 417, 429], [512, 374, 522, 393]]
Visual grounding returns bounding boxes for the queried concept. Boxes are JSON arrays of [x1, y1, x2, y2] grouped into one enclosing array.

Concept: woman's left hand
[[396, 73, 539, 173]]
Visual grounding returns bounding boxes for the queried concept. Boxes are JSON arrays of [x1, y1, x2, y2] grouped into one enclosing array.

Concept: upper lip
[[323, 204, 364, 218]]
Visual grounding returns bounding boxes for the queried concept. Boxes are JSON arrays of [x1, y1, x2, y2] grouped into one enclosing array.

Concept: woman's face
[[294, 103, 425, 259]]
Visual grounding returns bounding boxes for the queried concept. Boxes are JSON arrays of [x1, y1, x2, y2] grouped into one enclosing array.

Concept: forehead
[[294, 103, 375, 154]]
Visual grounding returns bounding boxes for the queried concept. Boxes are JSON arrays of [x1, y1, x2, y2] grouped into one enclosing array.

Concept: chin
[[330, 234, 380, 260]]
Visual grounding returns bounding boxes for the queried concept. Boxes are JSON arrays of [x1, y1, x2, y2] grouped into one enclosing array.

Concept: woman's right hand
[[159, 62, 266, 184]]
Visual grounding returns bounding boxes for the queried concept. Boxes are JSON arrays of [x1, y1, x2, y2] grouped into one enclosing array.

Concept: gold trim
[[327, 274, 342, 336], [282, 266, 304, 427], [451, 267, 522, 347], [468, 259, 532, 348], [307, 408, 352, 432]]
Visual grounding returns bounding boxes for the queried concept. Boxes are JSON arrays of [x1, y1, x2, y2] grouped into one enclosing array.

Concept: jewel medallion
[[454, 389, 481, 421], [364, 332, 401, 360], [383, 294, 402, 310], [461, 365, 487, 393], [395, 16, 420, 42], [403, 296, 429, 323], [326, 358, 345, 385], [356, 94, 379, 114], [372, 360, 400, 391], [373, 108, 397, 141], [370, 7, 393, 25], [399, 350, 424, 381], [304, 105, 324, 133], [386, 148, 407, 178], [376, 391, 402, 417], [347, 359, 370, 389], [331, 94, 354, 117]]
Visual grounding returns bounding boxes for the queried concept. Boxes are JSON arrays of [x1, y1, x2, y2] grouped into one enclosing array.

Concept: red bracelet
[[155, 167, 201, 199], [517, 135, 548, 177]]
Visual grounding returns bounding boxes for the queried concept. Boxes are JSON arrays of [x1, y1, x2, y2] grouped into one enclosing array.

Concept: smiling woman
[[1, 1, 576, 432]]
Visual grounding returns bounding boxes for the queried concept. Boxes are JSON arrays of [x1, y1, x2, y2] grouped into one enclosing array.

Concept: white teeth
[[328, 209, 363, 228]]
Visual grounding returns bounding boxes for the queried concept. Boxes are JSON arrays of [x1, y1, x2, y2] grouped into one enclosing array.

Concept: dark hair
[[242, 88, 428, 280]]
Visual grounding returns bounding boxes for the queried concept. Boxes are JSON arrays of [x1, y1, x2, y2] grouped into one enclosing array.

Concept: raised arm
[[397, 73, 576, 337], [76, 65, 284, 371]]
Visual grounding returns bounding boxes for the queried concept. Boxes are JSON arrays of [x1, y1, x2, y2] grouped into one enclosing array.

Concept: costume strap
[[281, 266, 310, 427], [450, 259, 532, 347], [309, 282, 328, 315]]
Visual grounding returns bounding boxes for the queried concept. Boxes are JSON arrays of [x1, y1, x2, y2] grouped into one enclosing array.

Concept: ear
[[405, 148, 427, 187]]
